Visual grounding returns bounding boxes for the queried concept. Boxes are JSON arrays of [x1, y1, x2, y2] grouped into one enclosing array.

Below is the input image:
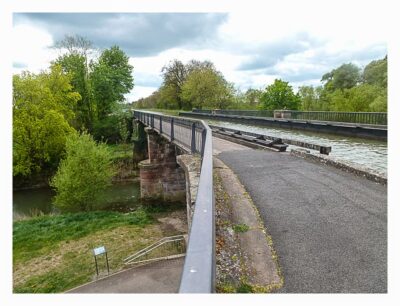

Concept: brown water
[[13, 181, 141, 220], [209, 120, 387, 176]]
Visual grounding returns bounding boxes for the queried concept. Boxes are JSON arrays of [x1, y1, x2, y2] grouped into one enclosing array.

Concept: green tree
[[244, 88, 262, 108], [13, 65, 80, 178], [50, 132, 115, 212], [362, 56, 387, 88], [180, 66, 233, 109], [53, 35, 95, 131], [260, 79, 300, 110], [328, 84, 383, 112], [321, 63, 361, 91], [91, 46, 134, 120], [160, 59, 188, 109]]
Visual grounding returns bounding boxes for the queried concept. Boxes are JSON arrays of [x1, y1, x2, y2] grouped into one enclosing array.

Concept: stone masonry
[[138, 127, 186, 202]]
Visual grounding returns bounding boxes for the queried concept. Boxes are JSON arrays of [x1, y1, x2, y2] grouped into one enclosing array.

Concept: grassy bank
[[134, 108, 181, 116], [13, 204, 186, 293]]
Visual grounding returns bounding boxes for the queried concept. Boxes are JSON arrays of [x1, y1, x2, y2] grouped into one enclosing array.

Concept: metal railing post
[[160, 116, 163, 133], [171, 118, 175, 141], [201, 128, 207, 157], [191, 122, 196, 153]]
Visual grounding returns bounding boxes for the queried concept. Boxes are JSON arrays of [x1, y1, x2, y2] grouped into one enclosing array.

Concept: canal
[[13, 181, 141, 221], [208, 120, 387, 176]]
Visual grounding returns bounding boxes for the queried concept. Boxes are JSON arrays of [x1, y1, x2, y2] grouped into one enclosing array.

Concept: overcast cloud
[[12, 12, 387, 101]]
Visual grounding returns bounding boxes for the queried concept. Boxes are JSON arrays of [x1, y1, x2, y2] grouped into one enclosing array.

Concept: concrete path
[[67, 257, 184, 293], [213, 137, 387, 293]]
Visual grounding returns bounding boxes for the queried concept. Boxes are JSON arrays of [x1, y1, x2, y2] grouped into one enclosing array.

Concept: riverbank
[[13, 203, 187, 293], [14, 143, 137, 191]]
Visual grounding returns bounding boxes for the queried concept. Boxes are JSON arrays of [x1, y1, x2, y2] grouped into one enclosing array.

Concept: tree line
[[135, 56, 387, 113], [13, 35, 134, 190]]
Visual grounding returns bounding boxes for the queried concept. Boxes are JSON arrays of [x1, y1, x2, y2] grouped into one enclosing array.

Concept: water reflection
[[13, 181, 141, 220], [209, 120, 387, 175]]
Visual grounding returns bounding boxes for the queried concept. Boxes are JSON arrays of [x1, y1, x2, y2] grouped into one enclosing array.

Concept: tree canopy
[[260, 79, 300, 110], [181, 65, 233, 109], [91, 46, 134, 120], [13, 65, 80, 177]]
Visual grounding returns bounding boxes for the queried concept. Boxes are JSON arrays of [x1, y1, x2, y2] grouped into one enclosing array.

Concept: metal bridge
[[133, 110, 215, 293]]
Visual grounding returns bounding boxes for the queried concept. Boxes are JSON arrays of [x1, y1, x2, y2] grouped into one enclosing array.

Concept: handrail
[[124, 235, 186, 265], [123, 235, 183, 263], [133, 110, 215, 293], [192, 109, 387, 125]]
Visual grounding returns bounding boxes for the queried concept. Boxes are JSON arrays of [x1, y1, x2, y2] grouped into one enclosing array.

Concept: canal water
[[13, 181, 141, 221], [208, 120, 387, 176]]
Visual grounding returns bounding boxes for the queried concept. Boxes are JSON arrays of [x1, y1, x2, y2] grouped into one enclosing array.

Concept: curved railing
[[133, 110, 215, 293]]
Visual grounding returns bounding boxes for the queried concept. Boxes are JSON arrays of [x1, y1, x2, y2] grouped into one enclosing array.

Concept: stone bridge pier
[[138, 127, 186, 203]]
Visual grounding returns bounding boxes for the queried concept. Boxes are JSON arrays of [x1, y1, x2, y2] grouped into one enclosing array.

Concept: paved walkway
[[213, 137, 387, 293], [67, 257, 184, 293]]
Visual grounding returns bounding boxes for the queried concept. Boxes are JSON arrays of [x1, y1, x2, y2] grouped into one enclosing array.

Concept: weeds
[[232, 223, 250, 233]]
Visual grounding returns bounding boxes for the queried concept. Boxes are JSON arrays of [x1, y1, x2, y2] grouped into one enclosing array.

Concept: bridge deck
[[213, 137, 387, 293]]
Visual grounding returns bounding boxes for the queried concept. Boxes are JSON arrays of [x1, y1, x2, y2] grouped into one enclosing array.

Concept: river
[[208, 120, 387, 176], [13, 181, 141, 221]]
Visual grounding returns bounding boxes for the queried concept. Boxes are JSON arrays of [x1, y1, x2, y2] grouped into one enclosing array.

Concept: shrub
[[50, 132, 116, 212]]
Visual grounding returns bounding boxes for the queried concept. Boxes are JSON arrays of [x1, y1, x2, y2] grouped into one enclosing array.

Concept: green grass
[[133, 108, 182, 116], [13, 210, 152, 263], [13, 203, 186, 293], [107, 143, 132, 160], [232, 223, 250, 233]]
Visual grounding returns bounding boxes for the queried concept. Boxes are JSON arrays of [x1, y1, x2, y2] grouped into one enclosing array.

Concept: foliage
[[53, 35, 95, 131], [91, 46, 134, 120], [232, 223, 250, 233], [298, 56, 387, 112], [160, 59, 188, 109], [260, 79, 300, 110], [362, 56, 387, 88], [328, 84, 385, 112], [13, 65, 80, 177], [321, 63, 361, 91], [50, 132, 116, 212], [181, 65, 234, 109], [54, 53, 94, 130]]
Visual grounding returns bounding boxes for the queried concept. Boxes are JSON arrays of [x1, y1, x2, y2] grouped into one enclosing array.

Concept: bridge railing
[[286, 110, 387, 125], [192, 109, 387, 125], [133, 110, 215, 293]]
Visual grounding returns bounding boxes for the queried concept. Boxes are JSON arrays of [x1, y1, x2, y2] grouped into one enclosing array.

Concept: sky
[[12, 10, 388, 102]]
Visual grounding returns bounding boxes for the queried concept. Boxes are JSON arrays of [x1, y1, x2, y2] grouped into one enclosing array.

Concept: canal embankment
[[207, 120, 387, 177], [179, 111, 387, 140]]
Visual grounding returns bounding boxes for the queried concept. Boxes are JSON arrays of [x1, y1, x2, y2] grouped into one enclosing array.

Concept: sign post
[[93, 246, 109, 277]]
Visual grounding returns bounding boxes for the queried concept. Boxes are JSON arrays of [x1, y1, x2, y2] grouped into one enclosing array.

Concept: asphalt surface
[[218, 148, 387, 293], [67, 257, 184, 293]]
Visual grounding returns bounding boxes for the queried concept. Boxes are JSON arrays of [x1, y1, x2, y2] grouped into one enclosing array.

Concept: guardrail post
[[160, 116, 163, 133], [151, 114, 154, 128], [201, 128, 207, 156], [191, 122, 196, 153], [171, 118, 175, 141]]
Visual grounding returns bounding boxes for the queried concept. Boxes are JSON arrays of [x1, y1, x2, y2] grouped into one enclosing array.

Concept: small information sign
[[93, 246, 106, 256], [92, 246, 109, 276]]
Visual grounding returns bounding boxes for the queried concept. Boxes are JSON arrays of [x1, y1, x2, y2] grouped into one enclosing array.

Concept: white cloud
[[12, 10, 387, 100], [12, 24, 57, 73]]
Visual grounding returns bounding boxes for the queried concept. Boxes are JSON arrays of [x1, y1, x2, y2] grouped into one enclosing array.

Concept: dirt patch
[[214, 157, 282, 293]]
